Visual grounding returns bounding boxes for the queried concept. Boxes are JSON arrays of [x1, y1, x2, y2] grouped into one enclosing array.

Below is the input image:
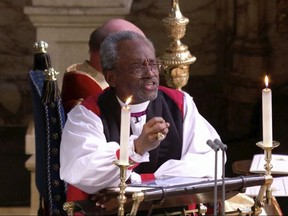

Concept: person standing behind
[[61, 19, 145, 113], [60, 30, 225, 209]]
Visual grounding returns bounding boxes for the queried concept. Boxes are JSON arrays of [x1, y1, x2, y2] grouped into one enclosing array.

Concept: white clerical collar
[[117, 97, 150, 113]]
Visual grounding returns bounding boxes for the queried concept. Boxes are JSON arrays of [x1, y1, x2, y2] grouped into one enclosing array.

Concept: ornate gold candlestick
[[252, 141, 280, 215], [256, 141, 280, 203], [256, 141, 280, 175], [159, 0, 196, 90], [114, 160, 130, 216]]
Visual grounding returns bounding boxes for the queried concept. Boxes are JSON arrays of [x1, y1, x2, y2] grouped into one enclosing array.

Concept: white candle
[[119, 96, 132, 164], [262, 75, 273, 147]]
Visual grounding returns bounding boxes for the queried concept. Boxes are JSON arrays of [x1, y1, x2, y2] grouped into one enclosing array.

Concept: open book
[[245, 176, 288, 197], [106, 176, 210, 193], [249, 154, 288, 174]]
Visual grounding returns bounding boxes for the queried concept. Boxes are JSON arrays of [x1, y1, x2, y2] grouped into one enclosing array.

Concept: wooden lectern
[[64, 175, 277, 216]]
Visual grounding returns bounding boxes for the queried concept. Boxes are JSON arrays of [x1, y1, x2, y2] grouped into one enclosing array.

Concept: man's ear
[[105, 71, 116, 87]]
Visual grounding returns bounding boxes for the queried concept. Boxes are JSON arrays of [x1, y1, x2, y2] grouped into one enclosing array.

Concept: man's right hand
[[134, 117, 170, 155]]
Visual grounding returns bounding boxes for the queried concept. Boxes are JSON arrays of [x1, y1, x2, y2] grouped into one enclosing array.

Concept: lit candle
[[262, 75, 273, 147], [119, 96, 132, 164]]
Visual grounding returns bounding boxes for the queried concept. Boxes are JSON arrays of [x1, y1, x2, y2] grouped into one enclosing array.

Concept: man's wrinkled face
[[110, 39, 160, 104]]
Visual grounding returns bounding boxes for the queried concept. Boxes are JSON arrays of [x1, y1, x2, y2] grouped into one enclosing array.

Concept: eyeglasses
[[124, 59, 162, 77]]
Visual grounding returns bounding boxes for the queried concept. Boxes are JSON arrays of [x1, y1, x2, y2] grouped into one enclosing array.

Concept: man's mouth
[[144, 80, 158, 90]]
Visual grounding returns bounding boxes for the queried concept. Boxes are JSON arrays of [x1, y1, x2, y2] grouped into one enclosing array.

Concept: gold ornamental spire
[[33, 41, 48, 53], [159, 0, 196, 90]]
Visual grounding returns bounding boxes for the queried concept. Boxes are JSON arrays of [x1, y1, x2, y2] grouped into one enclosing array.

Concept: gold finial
[[33, 41, 48, 53], [159, 0, 196, 90], [63, 201, 75, 216], [44, 67, 59, 81]]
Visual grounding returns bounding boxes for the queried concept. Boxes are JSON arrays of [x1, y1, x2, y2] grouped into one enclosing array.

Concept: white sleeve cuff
[[128, 135, 150, 163], [130, 171, 142, 183]]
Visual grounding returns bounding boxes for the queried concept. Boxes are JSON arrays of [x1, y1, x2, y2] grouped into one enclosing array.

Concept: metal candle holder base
[[252, 140, 280, 214], [114, 160, 131, 216], [256, 141, 280, 176]]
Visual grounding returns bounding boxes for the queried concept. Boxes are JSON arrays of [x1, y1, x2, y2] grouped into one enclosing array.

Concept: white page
[[245, 176, 288, 197], [249, 154, 288, 174]]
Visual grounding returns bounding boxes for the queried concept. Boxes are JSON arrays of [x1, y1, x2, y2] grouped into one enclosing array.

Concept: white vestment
[[60, 91, 225, 194]]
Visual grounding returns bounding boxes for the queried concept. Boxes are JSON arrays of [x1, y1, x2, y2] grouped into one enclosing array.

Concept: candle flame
[[264, 75, 269, 88], [125, 96, 132, 106]]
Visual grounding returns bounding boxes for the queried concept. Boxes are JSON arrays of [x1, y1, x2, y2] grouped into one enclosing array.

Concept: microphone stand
[[206, 139, 219, 216], [214, 139, 227, 216]]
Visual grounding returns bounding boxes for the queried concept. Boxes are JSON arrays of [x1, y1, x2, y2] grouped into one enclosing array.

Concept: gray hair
[[99, 31, 154, 73]]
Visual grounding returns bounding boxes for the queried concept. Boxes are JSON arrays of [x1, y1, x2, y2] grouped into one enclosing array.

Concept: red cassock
[[61, 71, 105, 114]]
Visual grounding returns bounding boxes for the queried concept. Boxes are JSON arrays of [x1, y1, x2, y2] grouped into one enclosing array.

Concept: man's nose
[[145, 66, 157, 77], [144, 63, 158, 76]]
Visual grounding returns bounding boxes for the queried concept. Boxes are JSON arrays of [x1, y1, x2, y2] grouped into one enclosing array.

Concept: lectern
[[64, 175, 272, 216]]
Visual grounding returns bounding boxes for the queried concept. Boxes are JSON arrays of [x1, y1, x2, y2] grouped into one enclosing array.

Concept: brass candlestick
[[256, 141, 280, 203], [256, 141, 280, 175], [252, 141, 279, 215], [114, 160, 130, 216], [159, 0, 196, 90]]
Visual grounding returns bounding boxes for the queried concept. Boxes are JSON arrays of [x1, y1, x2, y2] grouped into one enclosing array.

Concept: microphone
[[214, 138, 227, 151], [214, 139, 227, 216], [206, 139, 220, 151], [206, 139, 219, 216]]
